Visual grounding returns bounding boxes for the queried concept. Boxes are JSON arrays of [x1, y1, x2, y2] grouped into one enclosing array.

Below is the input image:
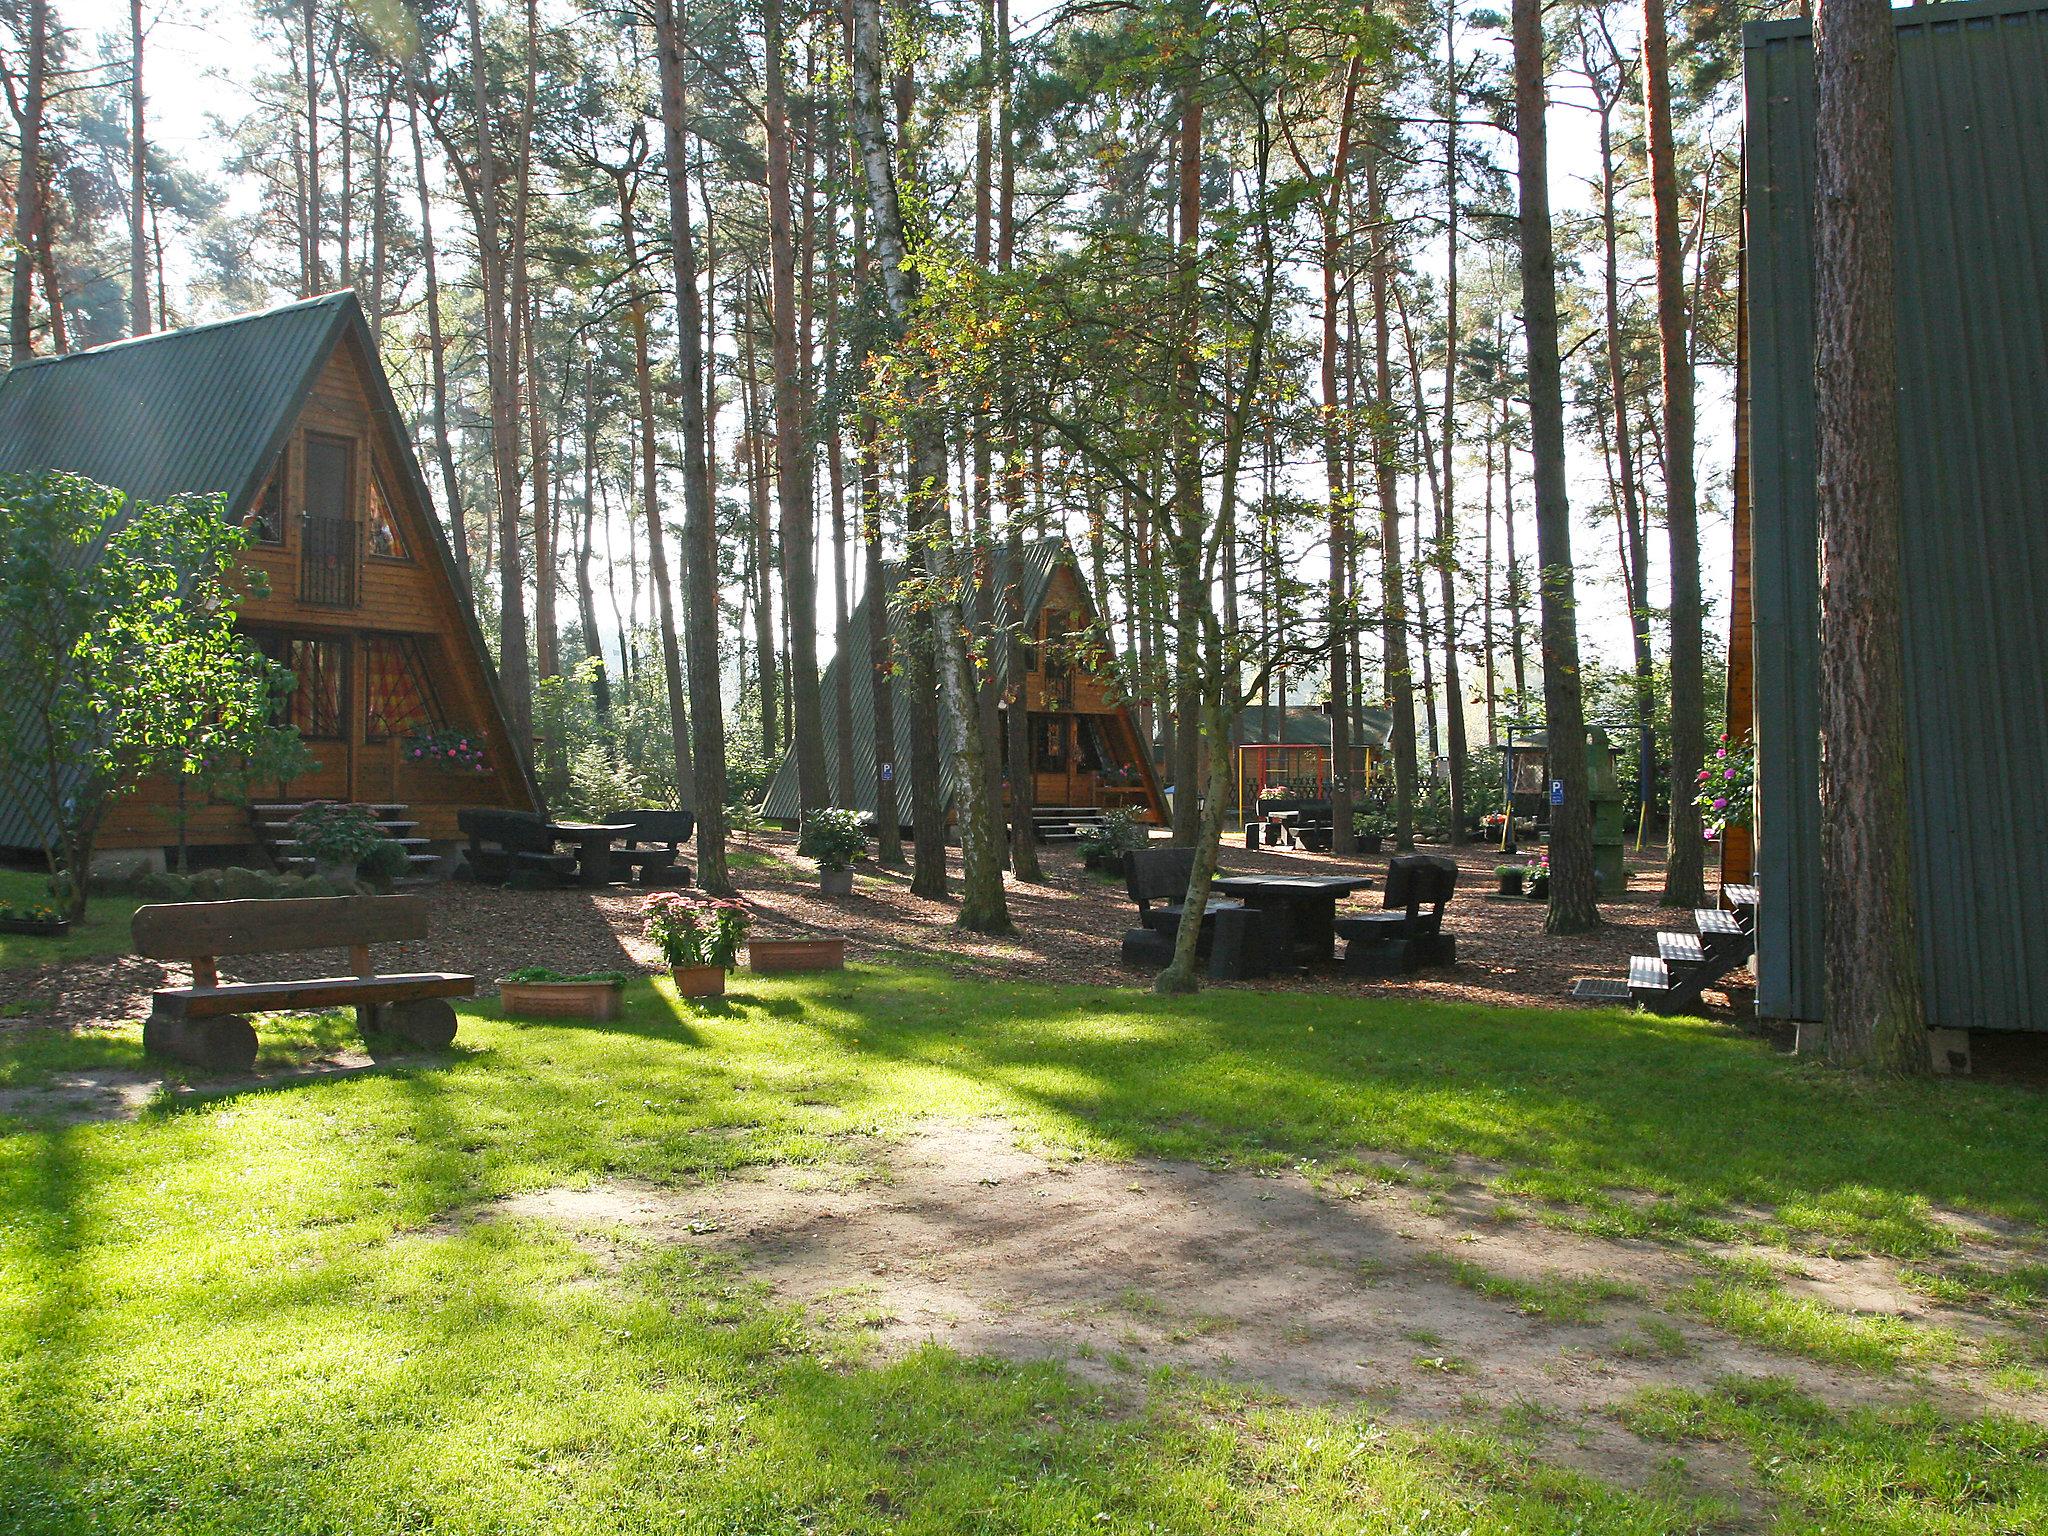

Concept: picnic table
[[545, 821, 637, 888], [1211, 873, 1375, 963]]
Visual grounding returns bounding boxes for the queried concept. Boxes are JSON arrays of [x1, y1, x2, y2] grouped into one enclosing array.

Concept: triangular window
[[366, 466, 408, 560]]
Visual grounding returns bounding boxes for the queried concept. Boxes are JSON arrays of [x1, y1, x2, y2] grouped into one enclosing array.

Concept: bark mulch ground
[[3, 830, 1754, 1035]]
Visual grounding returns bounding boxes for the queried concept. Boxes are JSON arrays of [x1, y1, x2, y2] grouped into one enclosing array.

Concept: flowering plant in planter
[[404, 726, 489, 775], [0, 898, 67, 934], [642, 891, 751, 970], [1696, 735, 1755, 842]]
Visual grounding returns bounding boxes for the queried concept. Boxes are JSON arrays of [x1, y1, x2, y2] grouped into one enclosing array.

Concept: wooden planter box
[[749, 937, 847, 974], [499, 978, 626, 1022], [0, 915, 68, 938], [670, 964, 727, 998]]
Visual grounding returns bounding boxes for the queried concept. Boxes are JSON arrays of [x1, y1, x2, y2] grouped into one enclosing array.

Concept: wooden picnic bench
[[612, 808, 696, 886], [133, 895, 474, 1072], [1333, 854, 1459, 975], [457, 808, 579, 886], [1118, 845, 1245, 969]]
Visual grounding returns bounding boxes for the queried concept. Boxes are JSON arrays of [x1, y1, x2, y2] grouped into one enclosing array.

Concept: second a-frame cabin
[[760, 537, 1168, 831], [0, 292, 539, 862]]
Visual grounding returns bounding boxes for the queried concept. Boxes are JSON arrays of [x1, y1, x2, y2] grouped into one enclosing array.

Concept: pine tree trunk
[[1512, 0, 1599, 932], [1321, 62, 1362, 856], [651, 0, 732, 890], [9, 0, 47, 363], [1643, 0, 1706, 907], [129, 0, 150, 336], [764, 0, 829, 817], [1812, 0, 1924, 1071], [1368, 147, 1419, 850], [407, 88, 470, 594], [1438, 15, 1467, 843]]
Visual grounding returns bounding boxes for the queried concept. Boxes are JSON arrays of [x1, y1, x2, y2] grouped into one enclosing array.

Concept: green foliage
[[1353, 808, 1395, 840], [1696, 734, 1754, 843], [359, 839, 414, 888], [565, 741, 653, 822], [798, 807, 870, 872], [1077, 807, 1148, 864], [289, 803, 384, 866], [0, 471, 271, 917]]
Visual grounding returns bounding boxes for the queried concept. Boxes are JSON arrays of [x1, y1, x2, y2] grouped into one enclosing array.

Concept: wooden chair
[[614, 808, 695, 886], [1334, 854, 1459, 975], [132, 895, 474, 1072], [456, 809, 577, 886]]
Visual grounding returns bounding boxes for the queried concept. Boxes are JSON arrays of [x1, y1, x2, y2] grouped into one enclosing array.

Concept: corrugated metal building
[[1745, 0, 2048, 1030]]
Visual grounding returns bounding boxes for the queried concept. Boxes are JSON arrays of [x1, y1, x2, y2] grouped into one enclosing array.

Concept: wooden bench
[[133, 895, 474, 1072], [457, 808, 578, 886], [614, 808, 696, 886]]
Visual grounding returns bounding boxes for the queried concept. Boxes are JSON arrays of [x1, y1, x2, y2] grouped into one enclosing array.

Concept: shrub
[[566, 742, 652, 821], [291, 802, 385, 866], [1077, 808, 1148, 864], [1354, 808, 1395, 840], [220, 866, 276, 901], [799, 807, 870, 872], [502, 967, 633, 986], [360, 839, 414, 887], [642, 891, 751, 970], [137, 871, 194, 900]]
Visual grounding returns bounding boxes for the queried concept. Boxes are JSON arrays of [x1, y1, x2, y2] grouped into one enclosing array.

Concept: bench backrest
[[133, 895, 429, 961], [621, 808, 695, 846], [1384, 854, 1458, 921], [1126, 845, 1195, 913], [457, 807, 552, 854]]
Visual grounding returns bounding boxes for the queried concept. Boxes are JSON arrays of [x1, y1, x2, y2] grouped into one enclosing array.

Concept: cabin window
[[251, 631, 348, 740], [363, 635, 443, 741], [365, 466, 409, 560], [245, 453, 287, 544]]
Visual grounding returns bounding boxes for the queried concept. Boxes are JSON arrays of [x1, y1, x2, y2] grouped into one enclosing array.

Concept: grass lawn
[[0, 867, 142, 975], [4, 967, 2046, 1532]]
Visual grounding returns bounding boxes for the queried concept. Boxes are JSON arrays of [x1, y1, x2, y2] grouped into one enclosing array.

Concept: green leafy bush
[[799, 807, 870, 872], [1077, 808, 1148, 866], [502, 967, 633, 986], [291, 803, 385, 866], [360, 839, 414, 887]]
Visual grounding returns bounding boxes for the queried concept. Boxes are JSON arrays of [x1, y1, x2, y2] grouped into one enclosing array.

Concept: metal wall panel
[[1745, 0, 2048, 1030]]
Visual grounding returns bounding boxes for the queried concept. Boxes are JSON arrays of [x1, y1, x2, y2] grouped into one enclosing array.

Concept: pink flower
[[1723, 767, 1735, 780], [1711, 797, 1728, 811]]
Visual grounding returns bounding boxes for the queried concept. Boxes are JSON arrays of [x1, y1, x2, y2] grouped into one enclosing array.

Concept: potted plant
[[1525, 853, 1550, 900], [289, 801, 384, 884], [1494, 863, 1525, 897], [499, 967, 632, 1021], [747, 935, 848, 973], [0, 898, 68, 937], [1353, 808, 1394, 854], [799, 807, 869, 895], [643, 890, 751, 998]]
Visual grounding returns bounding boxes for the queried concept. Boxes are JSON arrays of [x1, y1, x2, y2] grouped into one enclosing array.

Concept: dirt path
[[464, 1119, 2040, 1520]]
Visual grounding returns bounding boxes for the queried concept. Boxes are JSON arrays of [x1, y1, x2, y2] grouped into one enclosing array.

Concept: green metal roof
[[0, 292, 353, 511], [759, 537, 1079, 823], [1234, 704, 1393, 752], [0, 292, 539, 851], [1745, 0, 2048, 1030]]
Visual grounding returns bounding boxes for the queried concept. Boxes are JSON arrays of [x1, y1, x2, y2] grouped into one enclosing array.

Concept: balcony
[[299, 514, 359, 608]]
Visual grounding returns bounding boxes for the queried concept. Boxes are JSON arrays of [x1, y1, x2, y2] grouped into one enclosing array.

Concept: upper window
[[245, 452, 287, 545], [366, 466, 409, 560]]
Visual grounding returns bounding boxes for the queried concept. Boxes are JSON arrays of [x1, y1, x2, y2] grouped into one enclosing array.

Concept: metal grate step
[[1571, 978, 1633, 1004]]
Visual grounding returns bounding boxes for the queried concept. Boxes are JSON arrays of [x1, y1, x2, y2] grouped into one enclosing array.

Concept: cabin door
[[1030, 713, 1098, 806]]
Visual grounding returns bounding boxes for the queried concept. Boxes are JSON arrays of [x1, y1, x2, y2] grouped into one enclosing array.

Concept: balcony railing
[[299, 514, 359, 608]]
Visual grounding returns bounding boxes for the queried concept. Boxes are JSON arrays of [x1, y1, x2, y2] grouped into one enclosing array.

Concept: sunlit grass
[[2, 966, 2046, 1532]]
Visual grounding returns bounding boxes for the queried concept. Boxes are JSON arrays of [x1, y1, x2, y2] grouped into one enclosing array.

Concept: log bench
[[132, 895, 474, 1072]]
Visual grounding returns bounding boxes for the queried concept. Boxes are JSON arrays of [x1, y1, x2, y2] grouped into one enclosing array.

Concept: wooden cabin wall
[[99, 339, 532, 853]]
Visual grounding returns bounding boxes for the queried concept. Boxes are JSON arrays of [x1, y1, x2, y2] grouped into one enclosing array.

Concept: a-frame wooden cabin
[[760, 537, 1167, 831], [0, 292, 539, 863]]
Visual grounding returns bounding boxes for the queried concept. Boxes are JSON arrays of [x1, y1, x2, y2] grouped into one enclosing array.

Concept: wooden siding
[[99, 331, 532, 851]]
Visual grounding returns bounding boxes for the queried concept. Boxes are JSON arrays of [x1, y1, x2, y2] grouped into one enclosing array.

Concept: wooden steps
[[1032, 805, 1107, 844], [1572, 885, 1758, 1015], [250, 802, 443, 877]]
